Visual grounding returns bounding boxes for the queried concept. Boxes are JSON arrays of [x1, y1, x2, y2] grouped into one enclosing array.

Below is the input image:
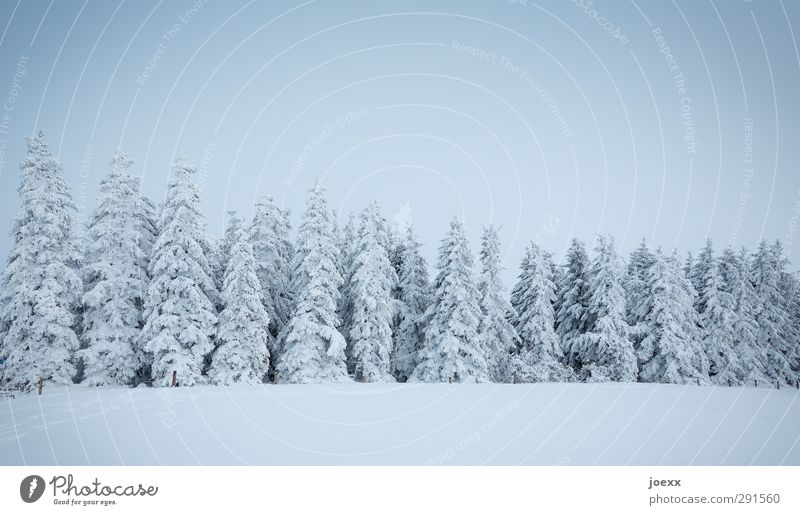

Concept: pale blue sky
[[0, 0, 798, 284]]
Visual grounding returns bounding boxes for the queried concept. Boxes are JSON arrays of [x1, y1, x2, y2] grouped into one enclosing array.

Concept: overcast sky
[[0, 0, 798, 285]]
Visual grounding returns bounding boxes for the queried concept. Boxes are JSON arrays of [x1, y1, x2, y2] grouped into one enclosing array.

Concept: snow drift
[[1, 383, 797, 466]]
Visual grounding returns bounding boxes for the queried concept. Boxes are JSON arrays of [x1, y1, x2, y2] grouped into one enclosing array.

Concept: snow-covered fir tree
[[203, 236, 224, 299], [337, 212, 358, 347], [683, 252, 694, 281], [340, 212, 358, 279], [698, 252, 741, 385], [625, 240, 654, 349], [79, 150, 154, 386], [752, 241, 794, 384], [0, 133, 82, 387], [720, 247, 768, 384], [555, 238, 591, 370], [140, 155, 218, 387], [276, 180, 349, 383], [135, 193, 158, 381], [391, 226, 430, 382], [545, 250, 560, 313], [208, 223, 272, 385], [219, 211, 243, 277], [635, 250, 708, 384], [388, 227, 406, 282], [133, 184, 158, 381], [249, 197, 294, 340], [347, 201, 396, 382], [340, 207, 393, 368], [331, 209, 344, 282], [510, 242, 571, 383], [781, 272, 800, 377], [477, 225, 519, 382], [774, 242, 800, 380], [386, 224, 406, 366], [410, 218, 489, 383], [691, 239, 715, 315], [331, 208, 351, 350], [570, 236, 637, 382], [546, 250, 561, 290]]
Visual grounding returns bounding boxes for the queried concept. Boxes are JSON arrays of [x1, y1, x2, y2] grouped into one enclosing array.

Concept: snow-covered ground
[[1, 383, 798, 466]]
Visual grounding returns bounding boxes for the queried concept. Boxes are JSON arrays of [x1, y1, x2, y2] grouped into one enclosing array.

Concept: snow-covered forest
[[1, 133, 799, 389]]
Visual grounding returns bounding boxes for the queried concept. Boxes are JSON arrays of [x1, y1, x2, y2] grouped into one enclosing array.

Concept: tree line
[[0, 133, 798, 388]]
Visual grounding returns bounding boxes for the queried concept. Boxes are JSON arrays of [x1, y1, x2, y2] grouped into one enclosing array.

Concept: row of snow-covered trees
[[0, 134, 798, 388]]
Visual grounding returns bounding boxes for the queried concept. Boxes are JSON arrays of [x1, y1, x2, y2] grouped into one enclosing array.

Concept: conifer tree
[[79, 150, 153, 386], [683, 252, 694, 281], [250, 197, 294, 340], [337, 212, 358, 350], [347, 201, 396, 382], [204, 237, 224, 301], [571, 236, 637, 382], [392, 227, 430, 382], [0, 133, 82, 387], [555, 238, 591, 369], [625, 240, 654, 349], [276, 181, 349, 383], [780, 273, 800, 378], [208, 224, 272, 385], [720, 248, 768, 384], [140, 155, 218, 387], [331, 209, 344, 281], [698, 254, 741, 385], [477, 225, 519, 382], [636, 251, 708, 384], [752, 241, 794, 384], [692, 239, 715, 315], [510, 242, 571, 382], [773, 242, 800, 380], [410, 218, 489, 383], [388, 227, 406, 284], [220, 211, 243, 276]]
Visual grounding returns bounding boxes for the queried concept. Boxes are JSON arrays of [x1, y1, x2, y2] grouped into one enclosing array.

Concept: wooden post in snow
[[37, 378, 43, 395], [171, 370, 177, 387]]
